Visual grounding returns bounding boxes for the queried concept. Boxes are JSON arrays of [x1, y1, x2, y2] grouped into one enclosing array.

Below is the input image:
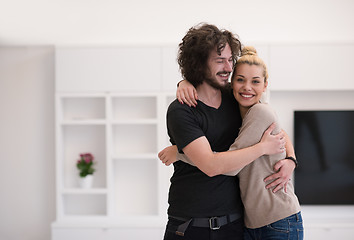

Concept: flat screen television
[[294, 110, 354, 205]]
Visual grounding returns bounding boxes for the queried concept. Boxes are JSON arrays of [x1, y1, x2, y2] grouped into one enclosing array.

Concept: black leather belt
[[169, 213, 242, 236]]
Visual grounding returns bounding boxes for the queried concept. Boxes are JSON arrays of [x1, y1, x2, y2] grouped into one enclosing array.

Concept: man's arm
[[182, 123, 285, 177], [159, 146, 243, 176], [158, 134, 292, 182]]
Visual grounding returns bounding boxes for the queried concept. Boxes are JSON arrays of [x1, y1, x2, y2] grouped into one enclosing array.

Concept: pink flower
[[82, 153, 94, 163]]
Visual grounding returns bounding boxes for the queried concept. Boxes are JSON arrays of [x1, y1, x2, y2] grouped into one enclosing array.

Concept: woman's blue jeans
[[244, 212, 304, 240]]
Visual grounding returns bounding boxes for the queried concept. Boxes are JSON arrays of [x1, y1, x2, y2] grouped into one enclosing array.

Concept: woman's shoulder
[[248, 103, 275, 115], [245, 103, 278, 123]]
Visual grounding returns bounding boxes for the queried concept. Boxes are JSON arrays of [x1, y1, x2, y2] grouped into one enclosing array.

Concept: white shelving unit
[[55, 94, 108, 220], [109, 94, 159, 219], [53, 91, 176, 239], [52, 46, 179, 240]]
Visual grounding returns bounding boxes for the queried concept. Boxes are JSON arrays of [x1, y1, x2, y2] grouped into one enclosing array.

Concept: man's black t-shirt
[[166, 88, 243, 218]]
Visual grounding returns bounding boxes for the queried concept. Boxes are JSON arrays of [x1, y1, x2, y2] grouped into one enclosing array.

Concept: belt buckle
[[209, 217, 220, 230]]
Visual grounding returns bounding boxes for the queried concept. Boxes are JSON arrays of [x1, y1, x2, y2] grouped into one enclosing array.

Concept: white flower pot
[[79, 175, 94, 189]]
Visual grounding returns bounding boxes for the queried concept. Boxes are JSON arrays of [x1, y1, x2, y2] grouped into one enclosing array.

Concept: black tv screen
[[294, 110, 354, 205]]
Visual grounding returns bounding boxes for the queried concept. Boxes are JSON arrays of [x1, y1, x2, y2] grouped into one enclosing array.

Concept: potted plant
[[76, 153, 95, 188]]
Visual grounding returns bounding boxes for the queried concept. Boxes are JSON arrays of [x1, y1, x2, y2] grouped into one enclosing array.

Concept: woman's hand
[[158, 145, 178, 166], [176, 80, 198, 107], [260, 123, 286, 155]]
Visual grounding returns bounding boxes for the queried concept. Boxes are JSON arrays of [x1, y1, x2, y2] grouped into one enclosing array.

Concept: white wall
[[0, 0, 353, 45], [0, 0, 354, 240], [0, 47, 55, 240]]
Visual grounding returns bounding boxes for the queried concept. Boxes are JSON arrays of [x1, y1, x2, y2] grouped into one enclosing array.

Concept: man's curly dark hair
[[177, 23, 242, 88]]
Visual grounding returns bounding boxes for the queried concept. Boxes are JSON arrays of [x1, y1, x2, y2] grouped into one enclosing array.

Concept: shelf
[[62, 188, 108, 194], [61, 120, 106, 125], [112, 153, 157, 160], [111, 119, 157, 125]]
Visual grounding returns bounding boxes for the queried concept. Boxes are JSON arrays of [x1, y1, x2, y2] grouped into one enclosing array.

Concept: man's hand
[[264, 159, 296, 193]]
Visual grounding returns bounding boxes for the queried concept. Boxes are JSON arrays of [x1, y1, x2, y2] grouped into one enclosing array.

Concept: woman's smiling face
[[232, 63, 268, 112]]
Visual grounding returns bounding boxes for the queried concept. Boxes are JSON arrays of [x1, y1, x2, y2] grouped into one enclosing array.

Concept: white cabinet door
[[52, 228, 107, 240], [269, 44, 354, 90], [107, 228, 164, 240], [56, 47, 162, 92], [52, 227, 165, 240]]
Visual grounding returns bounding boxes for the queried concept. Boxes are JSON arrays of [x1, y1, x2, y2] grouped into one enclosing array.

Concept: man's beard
[[204, 72, 230, 90]]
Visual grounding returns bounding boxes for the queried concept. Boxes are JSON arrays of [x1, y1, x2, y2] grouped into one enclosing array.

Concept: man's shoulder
[[168, 99, 190, 111], [167, 99, 195, 119]]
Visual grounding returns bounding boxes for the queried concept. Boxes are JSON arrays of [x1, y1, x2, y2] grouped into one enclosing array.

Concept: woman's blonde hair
[[232, 46, 270, 103], [233, 46, 268, 82]]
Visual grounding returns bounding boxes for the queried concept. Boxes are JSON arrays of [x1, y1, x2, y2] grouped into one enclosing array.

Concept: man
[[163, 23, 294, 240]]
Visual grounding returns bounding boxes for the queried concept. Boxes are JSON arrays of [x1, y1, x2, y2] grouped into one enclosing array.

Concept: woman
[[159, 46, 304, 240]]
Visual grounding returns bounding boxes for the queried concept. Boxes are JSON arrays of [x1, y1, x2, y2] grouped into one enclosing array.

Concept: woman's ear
[[263, 80, 268, 92]]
